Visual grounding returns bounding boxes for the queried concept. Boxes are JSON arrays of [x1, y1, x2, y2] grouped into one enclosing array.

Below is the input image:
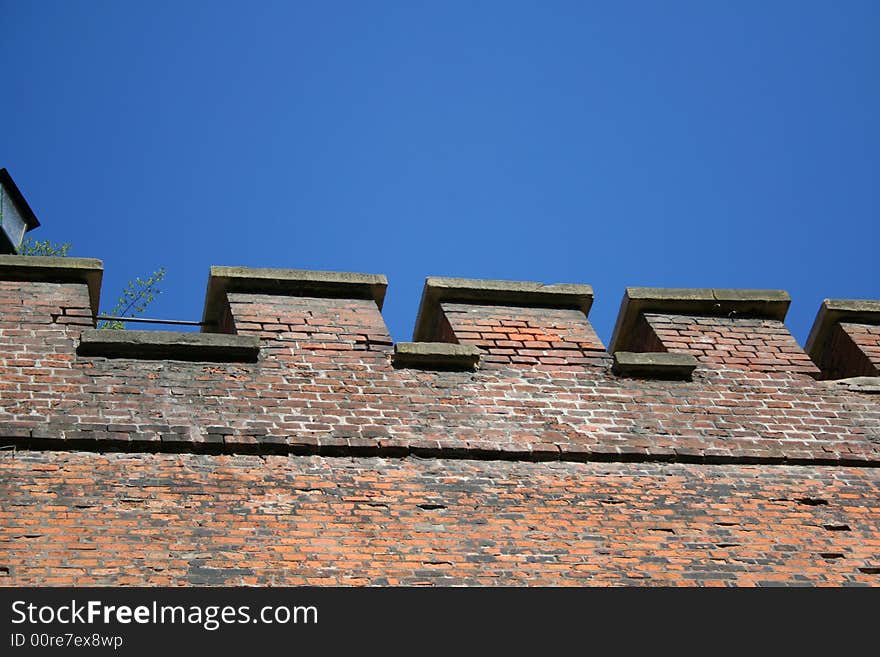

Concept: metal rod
[[95, 315, 207, 327]]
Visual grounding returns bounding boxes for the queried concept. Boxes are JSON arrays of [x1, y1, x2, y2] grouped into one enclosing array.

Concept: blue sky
[[3, 1, 877, 344]]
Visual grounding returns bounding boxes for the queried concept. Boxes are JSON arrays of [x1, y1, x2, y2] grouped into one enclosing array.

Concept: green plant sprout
[[20, 237, 165, 330]]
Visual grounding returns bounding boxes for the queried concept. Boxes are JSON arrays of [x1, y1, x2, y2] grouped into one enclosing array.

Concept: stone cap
[[413, 276, 594, 342], [78, 329, 260, 362], [609, 287, 791, 353], [393, 342, 482, 370], [805, 299, 880, 369], [203, 266, 388, 328], [611, 351, 699, 380], [823, 376, 880, 394], [0, 254, 103, 316]]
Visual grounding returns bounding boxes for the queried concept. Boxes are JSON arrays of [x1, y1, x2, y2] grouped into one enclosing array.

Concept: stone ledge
[[393, 342, 482, 370], [805, 299, 880, 372], [824, 376, 880, 394], [413, 276, 594, 341], [612, 351, 699, 380], [77, 329, 260, 362], [610, 287, 791, 353], [0, 254, 103, 316], [202, 266, 388, 330]]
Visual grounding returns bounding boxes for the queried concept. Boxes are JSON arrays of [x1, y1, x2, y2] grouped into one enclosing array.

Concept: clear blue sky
[[3, 1, 877, 344]]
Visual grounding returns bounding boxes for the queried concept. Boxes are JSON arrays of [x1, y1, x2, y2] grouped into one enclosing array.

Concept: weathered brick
[[1, 266, 879, 586]]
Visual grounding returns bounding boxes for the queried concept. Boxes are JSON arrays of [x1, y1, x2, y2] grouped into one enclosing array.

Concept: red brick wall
[[1, 274, 879, 587], [0, 280, 92, 424], [818, 323, 879, 380], [439, 302, 605, 368], [842, 323, 880, 368], [228, 292, 393, 351], [837, 323, 880, 377], [2, 452, 878, 586], [640, 313, 820, 376]]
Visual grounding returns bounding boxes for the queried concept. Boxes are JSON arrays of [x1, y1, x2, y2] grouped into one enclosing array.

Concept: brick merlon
[[0, 254, 103, 316], [413, 276, 594, 342], [609, 287, 791, 353], [202, 266, 388, 329], [805, 299, 880, 371]]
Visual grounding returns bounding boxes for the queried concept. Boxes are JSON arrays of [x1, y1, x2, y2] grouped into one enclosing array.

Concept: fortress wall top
[[0, 256, 878, 465]]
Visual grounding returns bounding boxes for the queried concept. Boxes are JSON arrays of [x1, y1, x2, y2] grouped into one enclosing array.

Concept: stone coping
[[77, 328, 260, 362], [611, 351, 699, 380], [0, 255, 103, 316], [393, 341, 482, 370], [610, 287, 791, 353], [805, 299, 880, 371], [824, 376, 880, 394], [202, 266, 388, 329], [413, 276, 594, 342]]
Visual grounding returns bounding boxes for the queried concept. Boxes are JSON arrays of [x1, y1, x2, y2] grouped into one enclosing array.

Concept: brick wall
[[824, 323, 880, 379], [228, 293, 393, 351], [2, 453, 878, 586], [439, 303, 605, 368], [843, 323, 880, 370], [1, 260, 878, 586], [639, 313, 821, 375]]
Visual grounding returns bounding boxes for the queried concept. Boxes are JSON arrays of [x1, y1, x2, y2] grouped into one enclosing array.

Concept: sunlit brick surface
[[1, 453, 878, 586], [642, 313, 821, 375], [440, 302, 605, 367], [2, 274, 879, 586]]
